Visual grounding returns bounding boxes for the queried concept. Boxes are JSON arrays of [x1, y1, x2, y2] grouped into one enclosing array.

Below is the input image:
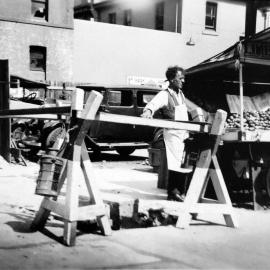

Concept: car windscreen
[[137, 91, 157, 107], [108, 89, 133, 106]]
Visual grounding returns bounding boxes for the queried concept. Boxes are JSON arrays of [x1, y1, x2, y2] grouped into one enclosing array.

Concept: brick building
[[0, 0, 74, 83]]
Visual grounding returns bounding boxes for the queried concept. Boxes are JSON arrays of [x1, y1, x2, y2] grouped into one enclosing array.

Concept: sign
[[226, 92, 270, 113], [127, 75, 167, 89]]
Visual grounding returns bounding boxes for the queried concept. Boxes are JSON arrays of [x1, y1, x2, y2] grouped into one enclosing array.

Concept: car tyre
[[116, 147, 135, 156]]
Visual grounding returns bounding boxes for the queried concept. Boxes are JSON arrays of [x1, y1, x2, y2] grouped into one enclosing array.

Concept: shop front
[[185, 28, 270, 210]]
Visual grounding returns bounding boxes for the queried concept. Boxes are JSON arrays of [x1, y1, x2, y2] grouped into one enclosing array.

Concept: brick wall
[[0, 21, 73, 82], [0, 0, 73, 28]]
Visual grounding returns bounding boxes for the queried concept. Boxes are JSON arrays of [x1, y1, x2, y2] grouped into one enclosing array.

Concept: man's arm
[[141, 91, 168, 118]]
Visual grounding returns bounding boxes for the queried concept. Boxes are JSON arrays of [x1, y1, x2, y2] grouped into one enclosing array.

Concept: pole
[[239, 62, 244, 134], [175, 1, 179, 33], [0, 60, 10, 162]]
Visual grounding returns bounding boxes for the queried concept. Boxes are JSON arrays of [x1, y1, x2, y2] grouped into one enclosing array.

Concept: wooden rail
[[95, 112, 210, 133], [0, 106, 71, 117], [0, 106, 210, 133]]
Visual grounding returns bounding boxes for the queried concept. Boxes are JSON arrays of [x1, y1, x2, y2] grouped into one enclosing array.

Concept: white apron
[[164, 102, 189, 172]]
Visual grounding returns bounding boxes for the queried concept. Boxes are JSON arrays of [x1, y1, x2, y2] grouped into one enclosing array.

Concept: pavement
[[1, 151, 270, 269]]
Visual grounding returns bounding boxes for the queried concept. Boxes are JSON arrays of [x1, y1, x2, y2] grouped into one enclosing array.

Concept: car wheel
[[45, 127, 65, 149], [116, 147, 135, 156]]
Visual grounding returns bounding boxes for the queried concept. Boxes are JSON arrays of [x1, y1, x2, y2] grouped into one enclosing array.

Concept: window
[[205, 2, 217, 30], [31, 0, 48, 20], [155, 2, 164, 30], [108, 90, 132, 106], [137, 91, 156, 107], [124, 9, 132, 26], [108, 12, 116, 24], [30, 46, 46, 72]]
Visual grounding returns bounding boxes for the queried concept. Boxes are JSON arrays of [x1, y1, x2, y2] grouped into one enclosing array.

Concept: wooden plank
[[62, 90, 104, 158], [41, 198, 66, 217], [65, 149, 81, 221], [31, 91, 108, 245], [31, 197, 53, 231], [176, 150, 212, 228], [81, 90, 103, 120], [210, 156, 238, 227], [199, 198, 219, 204], [97, 216, 112, 236], [210, 109, 227, 136], [0, 106, 71, 117], [56, 163, 67, 193], [95, 112, 210, 133], [210, 156, 231, 204], [189, 203, 235, 215], [81, 144, 107, 205], [31, 204, 51, 231], [81, 144, 112, 235], [8, 114, 66, 120], [63, 221, 77, 246], [77, 204, 106, 220], [176, 110, 232, 229]]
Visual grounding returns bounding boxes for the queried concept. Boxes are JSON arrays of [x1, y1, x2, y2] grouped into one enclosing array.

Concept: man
[[141, 66, 191, 201]]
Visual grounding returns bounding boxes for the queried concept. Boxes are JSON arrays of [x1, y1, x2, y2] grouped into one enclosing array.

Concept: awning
[[186, 27, 270, 83], [185, 27, 270, 132], [10, 75, 49, 88]]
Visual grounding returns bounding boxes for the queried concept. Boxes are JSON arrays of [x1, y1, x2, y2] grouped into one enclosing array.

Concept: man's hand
[[141, 109, 152, 119]]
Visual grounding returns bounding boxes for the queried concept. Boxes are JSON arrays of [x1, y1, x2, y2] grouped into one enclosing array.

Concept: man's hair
[[165, 66, 185, 81]]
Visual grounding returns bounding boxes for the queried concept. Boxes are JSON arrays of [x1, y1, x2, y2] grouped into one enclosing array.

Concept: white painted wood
[[95, 112, 210, 133], [81, 143, 103, 204], [81, 90, 103, 120], [41, 198, 65, 217], [72, 88, 84, 111], [176, 110, 237, 229], [77, 205, 106, 220], [65, 147, 81, 221]]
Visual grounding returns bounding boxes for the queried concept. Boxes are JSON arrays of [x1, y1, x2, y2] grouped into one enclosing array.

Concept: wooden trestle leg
[[31, 90, 112, 246], [176, 109, 238, 229]]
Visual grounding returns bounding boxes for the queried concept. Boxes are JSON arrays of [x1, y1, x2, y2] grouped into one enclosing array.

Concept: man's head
[[166, 66, 185, 91]]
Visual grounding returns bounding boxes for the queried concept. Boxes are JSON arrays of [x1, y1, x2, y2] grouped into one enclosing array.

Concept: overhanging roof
[[10, 75, 49, 88], [186, 27, 270, 83]]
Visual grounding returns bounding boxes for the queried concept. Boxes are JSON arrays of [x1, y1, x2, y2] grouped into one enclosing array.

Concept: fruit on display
[[226, 108, 270, 130]]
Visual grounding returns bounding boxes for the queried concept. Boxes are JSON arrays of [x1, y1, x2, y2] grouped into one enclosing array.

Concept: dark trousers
[[167, 170, 190, 195]]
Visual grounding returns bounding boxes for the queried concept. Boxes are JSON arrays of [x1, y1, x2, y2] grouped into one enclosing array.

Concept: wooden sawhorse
[[31, 91, 112, 246], [176, 110, 238, 228]]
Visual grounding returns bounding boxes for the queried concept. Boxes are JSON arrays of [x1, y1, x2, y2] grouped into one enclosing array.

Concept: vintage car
[[76, 84, 163, 156], [42, 83, 201, 157], [10, 83, 164, 157]]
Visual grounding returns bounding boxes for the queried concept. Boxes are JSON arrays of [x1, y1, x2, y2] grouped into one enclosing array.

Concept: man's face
[[171, 71, 185, 90]]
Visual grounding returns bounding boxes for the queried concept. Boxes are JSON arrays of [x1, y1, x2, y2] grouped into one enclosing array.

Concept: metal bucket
[[35, 155, 64, 197]]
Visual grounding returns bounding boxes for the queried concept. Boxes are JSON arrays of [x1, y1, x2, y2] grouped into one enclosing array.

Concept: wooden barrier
[[0, 106, 71, 120], [176, 110, 237, 228], [31, 91, 111, 246], [0, 88, 237, 245]]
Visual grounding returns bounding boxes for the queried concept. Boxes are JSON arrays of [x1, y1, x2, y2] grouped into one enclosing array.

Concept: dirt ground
[[1, 150, 270, 270]]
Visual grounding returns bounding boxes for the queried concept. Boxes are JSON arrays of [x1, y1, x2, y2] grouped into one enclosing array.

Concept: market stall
[[184, 27, 270, 210]]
